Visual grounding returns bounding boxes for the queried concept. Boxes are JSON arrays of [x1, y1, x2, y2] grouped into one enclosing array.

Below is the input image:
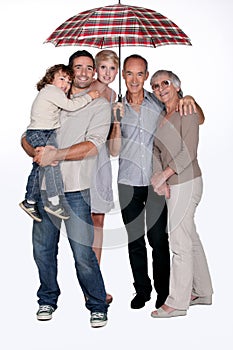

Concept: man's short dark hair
[[123, 54, 148, 72], [68, 50, 95, 68]]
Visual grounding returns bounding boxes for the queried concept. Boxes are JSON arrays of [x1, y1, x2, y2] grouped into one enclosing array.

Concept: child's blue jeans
[[25, 129, 64, 202]]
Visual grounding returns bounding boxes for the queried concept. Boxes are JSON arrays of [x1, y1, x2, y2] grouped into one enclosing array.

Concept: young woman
[[90, 50, 119, 304]]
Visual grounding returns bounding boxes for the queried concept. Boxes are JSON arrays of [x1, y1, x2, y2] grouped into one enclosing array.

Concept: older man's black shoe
[[155, 294, 168, 309], [131, 294, 151, 309]]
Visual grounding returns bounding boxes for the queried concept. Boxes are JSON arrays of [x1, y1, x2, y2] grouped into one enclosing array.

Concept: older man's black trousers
[[118, 184, 170, 308]]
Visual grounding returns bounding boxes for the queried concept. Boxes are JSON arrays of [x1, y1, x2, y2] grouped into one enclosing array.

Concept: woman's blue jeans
[[32, 190, 108, 313]]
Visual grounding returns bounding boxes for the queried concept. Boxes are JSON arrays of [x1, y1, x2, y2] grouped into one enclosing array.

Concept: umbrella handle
[[116, 94, 122, 122]]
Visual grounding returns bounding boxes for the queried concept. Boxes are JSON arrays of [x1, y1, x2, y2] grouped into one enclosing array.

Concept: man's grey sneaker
[[19, 200, 42, 222], [37, 305, 55, 321], [44, 203, 70, 220], [90, 312, 108, 328]]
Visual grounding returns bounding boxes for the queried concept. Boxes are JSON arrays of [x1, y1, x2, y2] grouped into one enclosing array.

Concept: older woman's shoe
[[190, 296, 212, 306], [151, 307, 187, 318]]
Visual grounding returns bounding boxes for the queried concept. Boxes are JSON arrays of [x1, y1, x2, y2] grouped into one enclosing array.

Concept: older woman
[[150, 70, 213, 318]]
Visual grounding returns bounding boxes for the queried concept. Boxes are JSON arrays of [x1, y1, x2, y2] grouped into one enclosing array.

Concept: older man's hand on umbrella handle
[[116, 95, 123, 121], [113, 101, 124, 122], [34, 145, 58, 167], [116, 109, 121, 121]]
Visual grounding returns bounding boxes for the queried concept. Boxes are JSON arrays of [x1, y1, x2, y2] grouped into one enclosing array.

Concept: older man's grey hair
[[150, 70, 183, 98]]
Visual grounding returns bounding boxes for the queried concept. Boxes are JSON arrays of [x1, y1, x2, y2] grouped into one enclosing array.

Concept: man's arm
[[109, 122, 121, 157], [55, 141, 98, 161], [196, 103, 205, 124], [34, 141, 98, 166], [34, 99, 111, 166], [21, 136, 36, 157], [108, 102, 123, 157]]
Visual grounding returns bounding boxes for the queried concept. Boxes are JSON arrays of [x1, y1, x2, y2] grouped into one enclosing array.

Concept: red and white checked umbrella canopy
[[45, 2, 191, 97], [45, 3, 191, 48]]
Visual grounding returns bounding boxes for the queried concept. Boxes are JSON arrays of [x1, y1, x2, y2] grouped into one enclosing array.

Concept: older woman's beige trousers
[[165, 176, 213, 310]]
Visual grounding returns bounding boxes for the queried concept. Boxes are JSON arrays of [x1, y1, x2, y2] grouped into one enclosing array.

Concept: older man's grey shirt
[[118, 89, 164, 186]]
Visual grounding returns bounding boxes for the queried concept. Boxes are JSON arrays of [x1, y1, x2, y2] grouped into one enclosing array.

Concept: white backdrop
[[1, 0, 233, 349]]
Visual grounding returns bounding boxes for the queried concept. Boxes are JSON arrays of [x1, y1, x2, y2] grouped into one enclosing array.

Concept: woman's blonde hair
[[95, 50, 119, 67]]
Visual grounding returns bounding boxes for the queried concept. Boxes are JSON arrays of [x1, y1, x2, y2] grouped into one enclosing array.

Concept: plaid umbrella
[[45, 1, 191, 98]]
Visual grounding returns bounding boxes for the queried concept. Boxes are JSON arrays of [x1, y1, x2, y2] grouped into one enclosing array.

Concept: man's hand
[[176, 95, 197, 116], [113, 102, 124, 122], [34, 145, 58, 167]]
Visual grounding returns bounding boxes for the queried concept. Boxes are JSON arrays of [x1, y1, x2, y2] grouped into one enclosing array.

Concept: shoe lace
[[39, 305, 53, 312], [91, 312, 104, 319]]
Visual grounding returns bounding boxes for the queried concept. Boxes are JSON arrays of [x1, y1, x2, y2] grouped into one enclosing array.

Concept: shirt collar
[[124, 89, 150, 105], [71, 88, 90, 98]]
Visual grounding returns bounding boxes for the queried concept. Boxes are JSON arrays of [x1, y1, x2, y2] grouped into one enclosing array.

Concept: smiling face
[[96, 59, 118, 85], [71, 56, 96, 90], [122, 57, 149, 95], [151, 73, 180, 104], [52, 70, 72, 94]]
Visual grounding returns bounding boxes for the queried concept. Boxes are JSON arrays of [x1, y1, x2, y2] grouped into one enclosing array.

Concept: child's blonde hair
[[95, 50, 119, 68]]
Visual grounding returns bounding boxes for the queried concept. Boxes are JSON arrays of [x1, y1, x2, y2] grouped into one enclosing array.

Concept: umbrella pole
[[117, 36, 122, 121], [118, 36, 122, 100]]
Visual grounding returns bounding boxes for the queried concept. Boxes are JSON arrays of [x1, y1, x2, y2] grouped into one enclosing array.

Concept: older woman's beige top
[[153, 112, 201, 185]]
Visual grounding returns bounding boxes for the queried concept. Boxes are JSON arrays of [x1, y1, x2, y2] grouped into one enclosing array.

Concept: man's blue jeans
[[32, 190, 108, 313]]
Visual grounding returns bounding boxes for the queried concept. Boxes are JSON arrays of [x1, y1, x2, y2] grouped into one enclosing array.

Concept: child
[[90, 50, 119, 304], [20, 64, 100, 222]]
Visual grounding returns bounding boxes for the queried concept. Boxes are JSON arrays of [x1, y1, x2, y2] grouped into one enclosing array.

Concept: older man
[[110, 54, 204, 310], [22, 50, 111, 328]]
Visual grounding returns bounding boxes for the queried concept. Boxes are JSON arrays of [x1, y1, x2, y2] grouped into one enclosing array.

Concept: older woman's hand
[[151, 171, 167, 190], [151, 167, 174, 197], [156, 183, 170, 199]]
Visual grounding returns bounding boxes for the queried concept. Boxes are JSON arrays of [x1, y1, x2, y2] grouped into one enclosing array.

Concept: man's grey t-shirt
[[57, 94, 111, 192]]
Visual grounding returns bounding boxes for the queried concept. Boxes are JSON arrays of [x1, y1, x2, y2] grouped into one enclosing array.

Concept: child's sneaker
[[44, 202, 70, 220], [19, 200, 42, 222]]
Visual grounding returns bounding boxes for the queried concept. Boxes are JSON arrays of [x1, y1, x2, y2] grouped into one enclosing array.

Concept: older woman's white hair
[[150, 70, 183, 98]]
